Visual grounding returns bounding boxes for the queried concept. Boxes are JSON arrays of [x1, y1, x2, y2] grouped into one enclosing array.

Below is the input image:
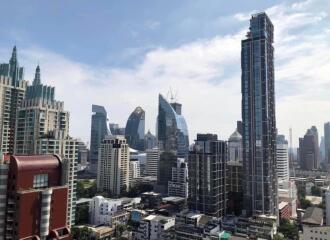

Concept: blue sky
[[0, 0, 330, 146]]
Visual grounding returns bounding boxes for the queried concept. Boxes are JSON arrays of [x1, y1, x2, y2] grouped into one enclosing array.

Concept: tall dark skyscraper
[[89, 105, 110, 173], [188, 134, 227, 218], [157, 94, 189, 159], [324, 122, 330, 164], [241, 13, 277, 216], [125, 106, 145, 150], [299, 126, 320, 170]]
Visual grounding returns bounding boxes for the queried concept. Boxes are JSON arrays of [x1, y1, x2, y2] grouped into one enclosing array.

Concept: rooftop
[[301, 207, 323, 225]]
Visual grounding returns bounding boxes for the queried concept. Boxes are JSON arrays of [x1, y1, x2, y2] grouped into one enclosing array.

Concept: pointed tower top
[[10, 46, 18, 64], [33, 65, 41, 85]]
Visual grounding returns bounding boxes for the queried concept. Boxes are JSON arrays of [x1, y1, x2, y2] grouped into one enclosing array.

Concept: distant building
[[130, 160, 141, 180], [324, 122, 330, 164], [168, 158, 188, 198], [0, 155, 71, 239], [173, 211, 221, 240], [125, 107, 145, 151], [228, 129, 242, 162], [277, 135, 289, 182], [0, 47, 27, 154], [157, 151, 177, 190], [134, 214, 175, 240], [188, 134, 227, 218], [109, 123, 125, 135], [90, 104, 110, 173], [145, 130, 157, 150], [299, 126, 320, 170], [146, 148, 159, 177], [97, 135, 130, 196], [77, 141, 89, 170], [157, 94, 189, 159], [320, 136, 325, 163], [141, 192, 162, 209], [241, 13, 278, 217], [89, 196, 127, 226]]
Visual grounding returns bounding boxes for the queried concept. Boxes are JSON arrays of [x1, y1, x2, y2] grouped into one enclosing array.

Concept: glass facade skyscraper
[[89, 105, 110, 173], [241, 13, 277, 216], [125, 106, 145, 151], [324, 122, 330, 164], [157, 94, 189, 158]]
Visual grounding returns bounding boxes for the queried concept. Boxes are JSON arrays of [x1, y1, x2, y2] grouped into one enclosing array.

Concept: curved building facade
[[90, 105, 110, 173], [157, 94, 189, 158], [125, 106, 145, 151]]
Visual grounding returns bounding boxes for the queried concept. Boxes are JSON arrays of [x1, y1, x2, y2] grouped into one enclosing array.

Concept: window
[[33, 174, 48, 188]]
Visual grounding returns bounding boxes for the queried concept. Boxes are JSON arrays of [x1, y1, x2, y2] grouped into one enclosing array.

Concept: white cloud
[[1, 0, 329, 148]]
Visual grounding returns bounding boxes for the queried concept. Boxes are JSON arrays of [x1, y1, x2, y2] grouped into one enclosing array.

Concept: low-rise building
[[89, 196, 123, 226], [134, 214, 175, 240], [279, 202, 290, 220], [302, 226, 330, 240], [301, 207, 324, 227], [141, 192, 162, 209]]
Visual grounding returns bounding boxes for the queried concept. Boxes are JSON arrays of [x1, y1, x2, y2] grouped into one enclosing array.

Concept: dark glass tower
[[188, 134, 227, 218], [299, 126, 319, 170], [89, 105, 110, 173], [125, 106, 145, 151], [157, 94, 189, 158], [241, 13, 277, 216]]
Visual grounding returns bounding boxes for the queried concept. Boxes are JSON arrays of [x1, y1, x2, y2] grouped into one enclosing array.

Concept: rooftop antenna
[[167, 87, 178, 103]]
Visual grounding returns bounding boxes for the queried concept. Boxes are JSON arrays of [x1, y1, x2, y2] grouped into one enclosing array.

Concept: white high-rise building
[[326, 190, 330, 225], [146, 148, 159, 177], [130, 160, 140, 180], [168, 158, 188, 198], [277, 135, 289, 182], [228, 130, 242, 162], [97, 135, 130, 196]]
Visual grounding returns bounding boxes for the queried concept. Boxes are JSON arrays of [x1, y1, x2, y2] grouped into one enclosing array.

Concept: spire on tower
[[10, 46, 17, 63], [33, 65, 41, 85]]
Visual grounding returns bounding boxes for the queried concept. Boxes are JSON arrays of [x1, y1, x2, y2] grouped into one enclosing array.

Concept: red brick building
[[279, 201, 291, 220], [1, 155, 72, 239]]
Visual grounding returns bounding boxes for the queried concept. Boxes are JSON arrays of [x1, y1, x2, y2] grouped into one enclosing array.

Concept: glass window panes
[[33, 174, 48, 188]]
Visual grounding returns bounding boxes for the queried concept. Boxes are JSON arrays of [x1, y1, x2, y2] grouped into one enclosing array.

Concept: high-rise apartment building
[[14, 65, 78, 226], [299, 127, 320, 170], [168, 158, 188, 198], [326, 190, 330, 225], [145, 130, 157, 150], [90, 105, 110, 173], [0, 47, 27, 154], [0, 155, 71, 240], [324, 122, 330, 164], [157, 151, 177, 190], [125, 106, 145, 151], [228, 129, 242, 162], [97, 135, 130, 196], [146, 148, 159, 177], [241, 13, 277, 216], [129, 159, 140, 180], [276, 135, 289, 182], [157, 94, 189, 159], [188, 134, 227, 218]]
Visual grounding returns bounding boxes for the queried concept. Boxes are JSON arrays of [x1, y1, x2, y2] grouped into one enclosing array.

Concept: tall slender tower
[[241, 13, 277, 217]]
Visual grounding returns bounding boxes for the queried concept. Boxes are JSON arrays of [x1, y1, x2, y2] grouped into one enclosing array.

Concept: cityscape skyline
[[0, 0, 329, 147]]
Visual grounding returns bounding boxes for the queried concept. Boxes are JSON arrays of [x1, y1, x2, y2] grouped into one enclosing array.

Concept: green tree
[[273, 234, 285, 240], [278, 219, 299, 240], [311, 186, 321, 196], [300, 198, 312, 209], [71, 226, 92, 240], [75, 205, 89, 225]]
